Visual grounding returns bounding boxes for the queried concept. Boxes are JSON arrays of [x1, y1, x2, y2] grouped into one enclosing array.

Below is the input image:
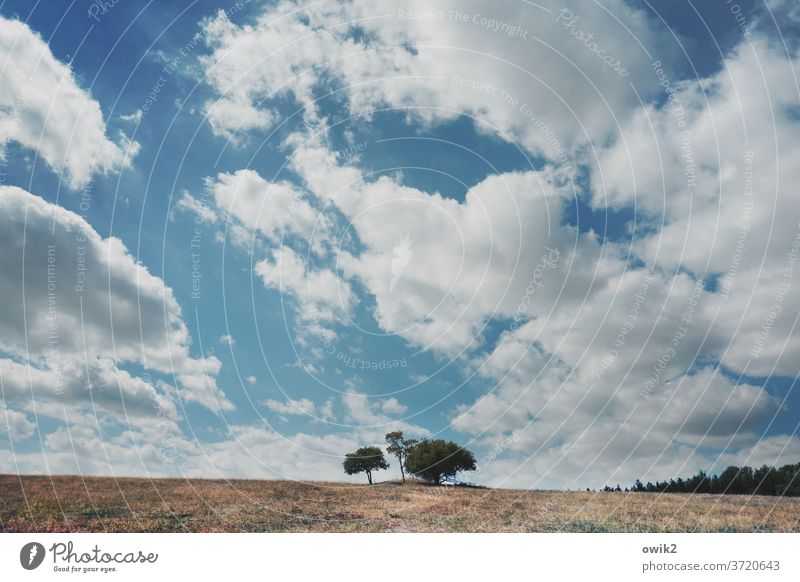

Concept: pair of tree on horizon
[[343, 431, 476, 485]]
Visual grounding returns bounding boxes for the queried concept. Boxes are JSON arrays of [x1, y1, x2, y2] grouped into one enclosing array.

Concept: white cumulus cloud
[[0, 16, 139, 188]]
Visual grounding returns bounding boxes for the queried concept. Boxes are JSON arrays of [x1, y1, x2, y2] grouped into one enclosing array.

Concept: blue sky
[[1, 0, 800, 489]]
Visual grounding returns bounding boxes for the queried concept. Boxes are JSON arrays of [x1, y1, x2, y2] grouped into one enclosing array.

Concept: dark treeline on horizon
[[600, 463, 800, 496]]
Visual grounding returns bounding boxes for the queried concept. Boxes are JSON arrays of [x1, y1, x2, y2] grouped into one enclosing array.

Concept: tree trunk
[[400, 461, 405, 482], [367, 471, 372, 485]]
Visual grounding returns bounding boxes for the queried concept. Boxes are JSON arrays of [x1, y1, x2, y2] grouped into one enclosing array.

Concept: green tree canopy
[[404, 439, 476, 485], [343, 446, 389, 484], [385, 431, 418, 482], [627, 463, 800, 496]]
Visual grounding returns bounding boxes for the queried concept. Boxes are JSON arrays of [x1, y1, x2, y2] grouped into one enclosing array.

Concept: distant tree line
[[344, 432, 476, 485], [611, 463, 800, 496]]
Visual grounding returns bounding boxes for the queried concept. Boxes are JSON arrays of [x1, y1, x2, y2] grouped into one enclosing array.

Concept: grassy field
[[1, 474, 798, 532]]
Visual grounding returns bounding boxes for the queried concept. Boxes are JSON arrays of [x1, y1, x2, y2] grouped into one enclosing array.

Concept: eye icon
[[20, 542, 46, 570]]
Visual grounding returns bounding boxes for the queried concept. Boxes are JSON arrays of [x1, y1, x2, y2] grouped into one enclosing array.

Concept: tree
[[343, 446, 389, 484], [624, 463, 800, 496], [385, 431, 418, 482], [404, 439, 476, 485]]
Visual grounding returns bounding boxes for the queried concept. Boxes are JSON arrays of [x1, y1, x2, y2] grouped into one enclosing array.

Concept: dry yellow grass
[[1, 474, 799, 532]]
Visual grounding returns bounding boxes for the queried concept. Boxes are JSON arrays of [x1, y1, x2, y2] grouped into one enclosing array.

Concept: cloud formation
[[189, 0, 800, 488], [0, 185, 232, 429], [0, 17, 139, 188]]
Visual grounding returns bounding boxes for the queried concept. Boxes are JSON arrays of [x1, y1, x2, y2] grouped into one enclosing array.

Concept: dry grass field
[[1, 474, 799, 532]]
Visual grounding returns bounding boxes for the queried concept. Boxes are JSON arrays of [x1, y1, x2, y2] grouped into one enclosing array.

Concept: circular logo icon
[[20, 542, 46, 570]]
